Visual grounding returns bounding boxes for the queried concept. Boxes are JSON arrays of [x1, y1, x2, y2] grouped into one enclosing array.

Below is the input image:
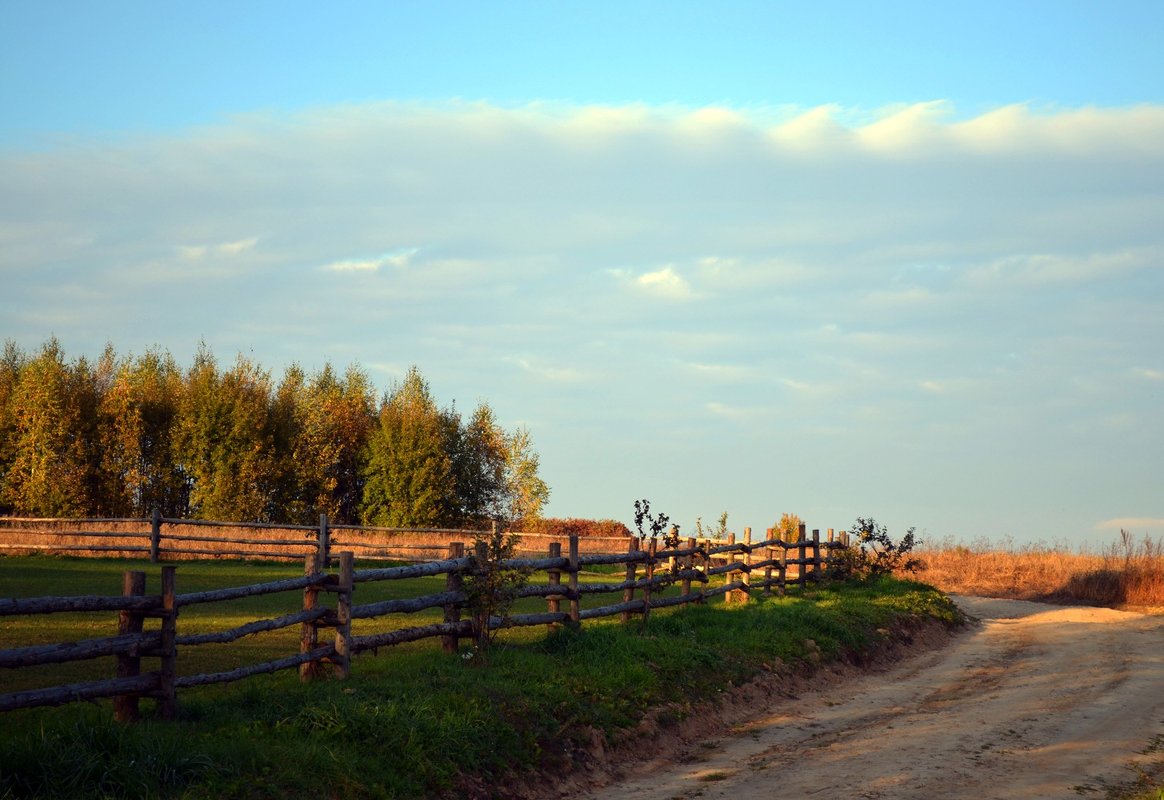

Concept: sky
[[2, 2, 1162, 548]]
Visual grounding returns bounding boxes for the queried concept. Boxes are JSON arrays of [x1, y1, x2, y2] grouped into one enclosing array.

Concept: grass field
[[0, 554, 961, 799], [0, 554, 656, 694], [917, 531, 1164, 608]]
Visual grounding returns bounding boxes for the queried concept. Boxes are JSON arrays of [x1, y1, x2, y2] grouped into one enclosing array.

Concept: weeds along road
[[583, 596, 1164, 800]]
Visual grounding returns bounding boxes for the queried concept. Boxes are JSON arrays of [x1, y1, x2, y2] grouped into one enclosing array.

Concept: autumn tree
[[93, 348, 187, 517], [0, 339, 95, 516], [0, 341, 27, 514], [0, 342, 550, 529], [446, 402, 508, 527], [269, 363, 375, 525], [775, 512, 802, 541], [173, 349, 277, 521], [503, 426, 550, 528], [360, 366, 455, 527]]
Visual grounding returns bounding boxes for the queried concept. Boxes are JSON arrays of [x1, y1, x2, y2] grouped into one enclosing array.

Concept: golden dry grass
[[916, 531, 1164, 609]]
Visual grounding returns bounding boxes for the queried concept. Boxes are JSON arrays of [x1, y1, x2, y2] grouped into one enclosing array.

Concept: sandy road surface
[[583, 596, 1164, 800]]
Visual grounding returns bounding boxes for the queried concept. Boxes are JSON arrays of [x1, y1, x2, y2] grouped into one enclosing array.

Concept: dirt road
[[582, 596, 1164, 800]]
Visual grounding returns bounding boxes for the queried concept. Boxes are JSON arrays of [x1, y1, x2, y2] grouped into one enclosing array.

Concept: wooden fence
[[0, 524, 847, 722], [0, 513, 632, 562]]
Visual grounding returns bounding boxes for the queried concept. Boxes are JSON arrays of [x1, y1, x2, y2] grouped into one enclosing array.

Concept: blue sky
[[2, 2, 1162, 546]]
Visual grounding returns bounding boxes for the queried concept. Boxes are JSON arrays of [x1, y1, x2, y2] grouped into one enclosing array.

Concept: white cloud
[[218, 237, 259, 255], [324, 257, 383, 272], [1132, 367, 1164, 381], [855, 101, 953, 154], [176, 236, 259, 261], [961, 249, 1154, 288], [683, 362, 756, 382], [635, 266, 694, 300], [323, 247, 419, 273]]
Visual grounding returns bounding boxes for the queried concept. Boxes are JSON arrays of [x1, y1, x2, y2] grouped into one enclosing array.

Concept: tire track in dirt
[[580, 596, 1164, 800]]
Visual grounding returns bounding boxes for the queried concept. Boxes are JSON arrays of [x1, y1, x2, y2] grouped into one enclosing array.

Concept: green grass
[[0, 556, 963, 799]]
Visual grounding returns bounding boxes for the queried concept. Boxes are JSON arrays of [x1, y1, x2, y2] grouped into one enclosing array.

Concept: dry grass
[[916, 530, 1164, 609]]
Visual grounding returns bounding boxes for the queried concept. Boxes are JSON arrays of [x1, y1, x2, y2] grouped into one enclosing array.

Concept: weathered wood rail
[[0, 513, 632, 562], [0, 523, 847, 722]]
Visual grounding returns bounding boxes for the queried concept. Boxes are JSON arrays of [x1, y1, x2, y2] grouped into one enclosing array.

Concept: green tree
[[447, 402, 508, 527], [129, 349, 187, 516], [0, 339, 94, 516], [503, 426, 550, 528], [174, 348, 276, 521], [0, 341, 28, 514], [360, 366, 455, 528], [267, 364, 308, 523], [269, 363, 375, 525]]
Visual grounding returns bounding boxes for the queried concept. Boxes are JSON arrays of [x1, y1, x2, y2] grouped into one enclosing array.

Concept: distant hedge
[[523, 517, 633, 538]]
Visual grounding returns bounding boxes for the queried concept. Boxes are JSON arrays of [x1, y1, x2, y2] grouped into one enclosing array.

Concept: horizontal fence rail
[[0, 520, 849, 721], [0, 513, 636, 563]]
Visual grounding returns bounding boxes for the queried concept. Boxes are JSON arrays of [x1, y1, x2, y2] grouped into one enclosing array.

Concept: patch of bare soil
[[505, 597, 1164, 800]]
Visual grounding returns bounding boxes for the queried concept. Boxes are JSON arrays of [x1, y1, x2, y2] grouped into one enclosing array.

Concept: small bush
[[831, 517, 923, 581]]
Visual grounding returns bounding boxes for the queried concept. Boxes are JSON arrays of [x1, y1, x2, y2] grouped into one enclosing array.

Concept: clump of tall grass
[[916, 530, 1164, 608]]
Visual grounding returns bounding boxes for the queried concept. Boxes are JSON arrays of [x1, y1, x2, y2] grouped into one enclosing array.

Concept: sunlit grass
[[916, 532, 1164, 608]]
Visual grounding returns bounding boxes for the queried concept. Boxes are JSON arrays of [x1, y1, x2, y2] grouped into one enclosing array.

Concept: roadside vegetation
[[0, 554, 960, 799], [916, 529, 1164, 609]]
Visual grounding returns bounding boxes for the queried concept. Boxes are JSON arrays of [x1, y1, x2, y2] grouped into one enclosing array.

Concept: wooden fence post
[[725, 531, 737, 603], [546, 541, 562, 633], [333, 552, 353, 679], [474, 540, 490, 650], [318, 513, 331, 567], [696, 539, 709, 604], [797, 523, 808, 589], [812, 529, 822, 581], [157, 565, 177, 720], [642, 537, 657, 624], [778, 536, 788, 597], [443, 542, 465, 654], [149, 509, 162, 563], [762, 527, 774, 597], [621, 537, 639, 623], [300, 551, 322, 681], [114, 570, 146, 723], [568, 535, 580, 624], [681, 537, 696, 599], [738, 526, 752, 603]]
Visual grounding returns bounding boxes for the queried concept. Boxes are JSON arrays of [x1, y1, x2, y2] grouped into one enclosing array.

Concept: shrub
[[521, 517, 633, 538], [463, 526, 531, 658], [831, 517, 923, 581], [633, 499, 680, 548]]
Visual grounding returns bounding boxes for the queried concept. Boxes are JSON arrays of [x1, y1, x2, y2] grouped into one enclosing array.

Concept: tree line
[[0, 339, 549, 528]]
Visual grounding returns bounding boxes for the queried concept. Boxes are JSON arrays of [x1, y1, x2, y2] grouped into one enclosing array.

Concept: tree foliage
[[0, 339, 94, 516], [360, 367, 455, 528], [0, 340, 549, 528], [775, 512, 802, 541]]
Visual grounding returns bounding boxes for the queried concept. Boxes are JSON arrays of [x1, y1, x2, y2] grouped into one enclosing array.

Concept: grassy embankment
[[917, 531, 1164, 608], [0, 555, 960, 799]]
